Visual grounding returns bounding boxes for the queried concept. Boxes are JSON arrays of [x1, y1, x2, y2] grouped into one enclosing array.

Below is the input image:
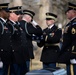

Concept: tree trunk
[[12, 0, 22, 6], [39, 0, 50, 29], [0, 0, 10, 3]]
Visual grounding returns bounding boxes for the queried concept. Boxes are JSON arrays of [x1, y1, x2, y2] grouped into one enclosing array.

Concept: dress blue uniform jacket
[[0, 18, 14, 64], [37, 25, 62, 63], [58, 17, 76, 64], [19, 20, 43, 59]]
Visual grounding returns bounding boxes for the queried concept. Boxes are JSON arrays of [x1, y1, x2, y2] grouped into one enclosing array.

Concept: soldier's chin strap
[[25, 22, 31, 36]]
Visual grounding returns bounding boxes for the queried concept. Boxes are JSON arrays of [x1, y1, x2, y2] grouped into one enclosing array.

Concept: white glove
[[32, 20, 38, 26], [70, 59, 76, 64], [0, 61, 3, 68]]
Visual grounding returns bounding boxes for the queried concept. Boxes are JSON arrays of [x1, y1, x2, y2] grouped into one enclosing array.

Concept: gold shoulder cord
[[8, 65, 10, 75], [25, 22, 31, 36]]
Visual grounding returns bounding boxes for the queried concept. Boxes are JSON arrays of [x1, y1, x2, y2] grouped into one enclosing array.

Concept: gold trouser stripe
[[45, 36, 48, 41], [70, 64, 74, 75], [56, 63, 59, 67], [8, 65, 10, 75]]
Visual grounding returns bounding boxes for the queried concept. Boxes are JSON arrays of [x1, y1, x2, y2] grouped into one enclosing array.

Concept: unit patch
[[71, 28, 76, 34]]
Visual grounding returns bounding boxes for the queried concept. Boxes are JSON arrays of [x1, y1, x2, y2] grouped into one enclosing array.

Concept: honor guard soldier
[[58, 2, 76, 75], [0, 3, 14, 75], [19, 9, 43, 72], [8, 6, 28, 75], [37, 12, 62, 69]]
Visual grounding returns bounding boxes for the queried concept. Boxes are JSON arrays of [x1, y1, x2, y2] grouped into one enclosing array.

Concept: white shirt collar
[[10, 20, 16, 24], [71, 17, 76, 21], [0, 17, 6, 23], [48, 24, 54, 29]]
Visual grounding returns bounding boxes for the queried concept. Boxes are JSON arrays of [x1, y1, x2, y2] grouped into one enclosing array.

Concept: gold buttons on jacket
[[1, 49, 3, 51], [12, 50, 14, 52]]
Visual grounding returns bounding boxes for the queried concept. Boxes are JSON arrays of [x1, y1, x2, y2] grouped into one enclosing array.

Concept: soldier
[[37, 12, 62, 69], [0, 3, 14, 75], [19, 9, 43, 72], [58, 2, 76, 75], [8, 6, 28, 75]]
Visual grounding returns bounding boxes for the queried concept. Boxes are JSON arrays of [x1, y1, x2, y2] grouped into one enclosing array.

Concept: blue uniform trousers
[[10, 63, 28, 75], [43, 62, 56, 69], [26, 61, 30, 71], [19, 63, 28, 75], [1, 63, 20, 75], [10, 64, 20, 75], [66, 64, 76, 75], [0, 68, 3, 75], [1, 63, 9, 75]]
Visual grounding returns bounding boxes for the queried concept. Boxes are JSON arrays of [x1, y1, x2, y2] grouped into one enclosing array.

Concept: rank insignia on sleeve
[[71, 28, 76, 34]]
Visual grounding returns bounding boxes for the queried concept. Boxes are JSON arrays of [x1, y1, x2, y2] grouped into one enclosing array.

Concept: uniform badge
[[71, 28, 76, 34], [49, 33, 54, 37]]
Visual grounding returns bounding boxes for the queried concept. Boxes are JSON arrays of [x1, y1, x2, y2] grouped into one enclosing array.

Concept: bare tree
[[38, 0, 50, 29], [13, 0, 22, 6], [0, 0, 10, 3]]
